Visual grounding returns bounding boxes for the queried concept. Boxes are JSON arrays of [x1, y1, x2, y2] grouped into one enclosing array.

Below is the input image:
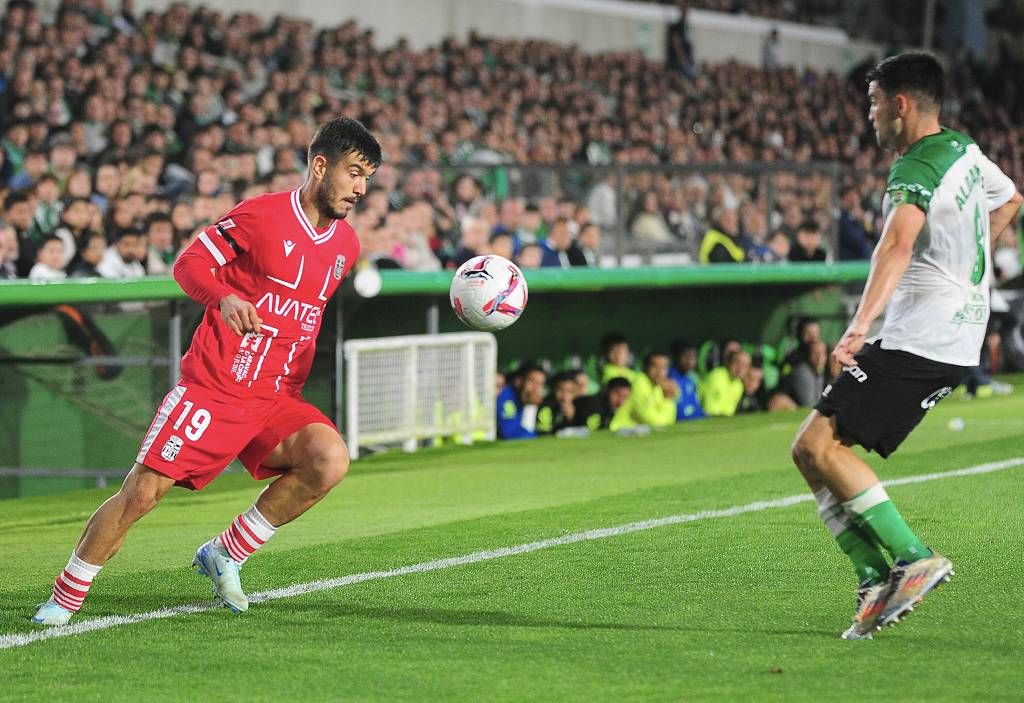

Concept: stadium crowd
[[0, 1, 1022, 281]]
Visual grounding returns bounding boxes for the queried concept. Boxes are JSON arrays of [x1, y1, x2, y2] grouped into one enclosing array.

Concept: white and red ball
[[449, 255, 528, 332]]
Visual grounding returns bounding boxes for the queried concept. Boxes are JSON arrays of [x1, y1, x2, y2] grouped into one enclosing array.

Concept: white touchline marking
[[3, 456, 1022, 650]]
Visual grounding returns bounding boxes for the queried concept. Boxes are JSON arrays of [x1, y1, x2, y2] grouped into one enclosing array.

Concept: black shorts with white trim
[[814, 341, 968, 458]]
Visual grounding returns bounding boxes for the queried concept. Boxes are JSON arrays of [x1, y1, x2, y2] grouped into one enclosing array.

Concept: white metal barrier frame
[[343, 332, 497, 459]]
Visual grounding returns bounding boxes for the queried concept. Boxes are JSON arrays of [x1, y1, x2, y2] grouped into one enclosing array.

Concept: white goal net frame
[[343, 332, 498, 459]]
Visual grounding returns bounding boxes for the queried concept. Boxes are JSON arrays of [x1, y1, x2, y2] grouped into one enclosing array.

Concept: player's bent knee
[[791, 427, 823, 470], [306, 440, 349, 493]]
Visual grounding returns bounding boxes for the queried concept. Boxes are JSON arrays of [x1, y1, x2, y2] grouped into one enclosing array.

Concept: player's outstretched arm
[[989, 191, 1023, 245], [834, 203, 925, 366]]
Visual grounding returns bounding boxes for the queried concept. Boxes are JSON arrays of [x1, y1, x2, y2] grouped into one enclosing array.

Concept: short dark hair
[[551, 371, 576, 388], [4, 190, 31, 210], [144, 212, 173, 231], [600, 332, 628, 357], [605, 376, 632, 393], [643, 351, 669, 370], [308, 117, 382, 169], [669, 338, 695, 358], [796, 220, 820, 234], [114, 227, 143, 242], [866, 52, 944, 109]]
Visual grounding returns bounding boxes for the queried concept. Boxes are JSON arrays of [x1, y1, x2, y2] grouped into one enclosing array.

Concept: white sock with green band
[[815, 487, 889, 585], [842, 483, 931, 564]]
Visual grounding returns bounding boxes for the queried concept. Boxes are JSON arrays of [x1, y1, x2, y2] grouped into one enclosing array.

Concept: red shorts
[[136, 383, 337, 490]]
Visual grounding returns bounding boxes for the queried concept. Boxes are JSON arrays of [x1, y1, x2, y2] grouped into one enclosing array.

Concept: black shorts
[[814, 342, 967, 458]]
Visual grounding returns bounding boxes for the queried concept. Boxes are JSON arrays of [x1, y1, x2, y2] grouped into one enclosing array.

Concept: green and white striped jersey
[[875, 127, 1015, 366]]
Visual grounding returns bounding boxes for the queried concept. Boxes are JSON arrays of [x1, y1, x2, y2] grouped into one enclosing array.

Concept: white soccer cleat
[[878, 551, 953, 628], [841, 581, 891, 640], [192, 541, 248, 613], [31, 599, 74, 626]]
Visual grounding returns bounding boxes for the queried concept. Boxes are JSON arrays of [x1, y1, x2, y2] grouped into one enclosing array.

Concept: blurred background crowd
[[1, 0, 1022, 284]]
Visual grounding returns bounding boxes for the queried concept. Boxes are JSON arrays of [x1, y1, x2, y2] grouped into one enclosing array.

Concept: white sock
[[52, 551, 102, 612], [215, 505, 277, 565]]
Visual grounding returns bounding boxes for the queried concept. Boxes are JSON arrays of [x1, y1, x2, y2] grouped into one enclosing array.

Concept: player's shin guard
[[842, 483, 931, 564], [815, 487, 889, 585], [51, 552, 102, 613], [215, 505, 277, 566]]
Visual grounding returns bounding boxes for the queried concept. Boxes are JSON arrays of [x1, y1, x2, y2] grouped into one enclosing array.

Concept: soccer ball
[[450, 255, 528, 332]]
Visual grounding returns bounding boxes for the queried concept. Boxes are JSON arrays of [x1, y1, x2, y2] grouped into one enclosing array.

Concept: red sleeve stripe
[[198, 231, 228, 266]]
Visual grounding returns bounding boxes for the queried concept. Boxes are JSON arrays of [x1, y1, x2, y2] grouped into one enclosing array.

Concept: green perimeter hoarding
[[0, 263, 867, 497]]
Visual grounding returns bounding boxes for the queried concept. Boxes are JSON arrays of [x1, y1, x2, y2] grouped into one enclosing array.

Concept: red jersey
[[174, 190, 359, 399]]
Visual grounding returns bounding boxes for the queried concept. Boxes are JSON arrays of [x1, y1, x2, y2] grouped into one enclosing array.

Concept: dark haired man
[[787, 221, 827, 262], [791, 53, 1023, 639], [32, 117, 382, 625]]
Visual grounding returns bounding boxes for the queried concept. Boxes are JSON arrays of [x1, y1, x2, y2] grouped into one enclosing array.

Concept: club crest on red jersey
[[334, 255, 346, 280]]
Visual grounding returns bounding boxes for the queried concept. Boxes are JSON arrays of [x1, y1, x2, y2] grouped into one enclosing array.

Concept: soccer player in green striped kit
[[791, 52, 1023, 639]]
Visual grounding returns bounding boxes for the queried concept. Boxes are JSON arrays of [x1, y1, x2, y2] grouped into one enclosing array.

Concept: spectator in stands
[[537, 371, 579, 435], [90, 164, 122, 215], [577, 222, 601, 267], [540, 217, 586, 267], [699, 206, 746, 264], [586, 173, 618, 230], [666, 0, 697, 80], [572, 376, 633, 431], [497, 363, 547, 440], [28, 234, 67, 281], [668, 339, 705, 421], [5, 190, 37, 277], [788, 220, 828, 262], [766, 229, 791, 261], [144, 213, 177, 275], [97, 228, 145, 279], [516, 242, 543, 269], [629, 190, 674, 245], [628, 351, 680, 428], [451, 216, 491, 267], [0, 224, 20, 278], [52, 198, 94, 270], [836, 185, 874, 260], [489, 232, 515, 262], [68, 232, 106, 278], [31, 175, 64, 239], [700, 349, 750, 417], [8, 149, 47, 190], [762, 27, 782, 70]]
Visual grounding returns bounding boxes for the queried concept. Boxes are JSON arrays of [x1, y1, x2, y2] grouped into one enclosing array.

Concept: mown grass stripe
[[3, 456, 1021, 651]]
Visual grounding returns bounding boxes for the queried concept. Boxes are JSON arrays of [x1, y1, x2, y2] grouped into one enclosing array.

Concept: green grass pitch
[[2, 383, 1023, 702]]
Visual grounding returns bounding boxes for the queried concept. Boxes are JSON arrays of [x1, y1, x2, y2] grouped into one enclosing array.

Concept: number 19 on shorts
[[172, 401, 212, 441]]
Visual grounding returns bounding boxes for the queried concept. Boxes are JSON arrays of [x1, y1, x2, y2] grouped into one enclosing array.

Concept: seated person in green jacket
[[572, 376, 633, 431], [537, 371, 579, 435], [699, 349, 751, 417], [627, 351, 680, 427], [599, 332, 637, 385]]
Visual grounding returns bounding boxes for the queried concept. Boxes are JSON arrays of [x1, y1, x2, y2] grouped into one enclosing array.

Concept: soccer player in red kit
[[32, 117, 381, 625]]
